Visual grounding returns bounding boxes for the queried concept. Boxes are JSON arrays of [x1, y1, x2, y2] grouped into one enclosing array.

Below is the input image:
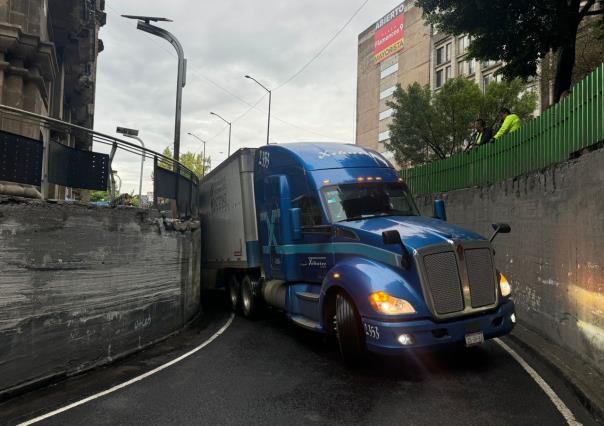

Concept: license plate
[[465, 331, 484, 347]]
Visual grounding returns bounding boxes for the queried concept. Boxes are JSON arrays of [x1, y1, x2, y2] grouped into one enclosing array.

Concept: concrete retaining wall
[[415, 147, 604, 375], [0, 198, 201, 395]]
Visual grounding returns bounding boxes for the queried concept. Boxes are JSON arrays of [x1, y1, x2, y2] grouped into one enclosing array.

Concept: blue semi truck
[[200, 143, 515, 363]]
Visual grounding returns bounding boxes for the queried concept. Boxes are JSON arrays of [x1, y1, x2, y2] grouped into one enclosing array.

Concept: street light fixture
[[187, 132, 207, 177], [210, 112, 232, 156], [116, 126, 145, 205], [122, 15, 186, 165], [245, 75, 272, 145]]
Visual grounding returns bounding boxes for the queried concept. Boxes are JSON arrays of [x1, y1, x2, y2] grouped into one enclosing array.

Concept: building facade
[[0, 0, 106, 198], [0, 0, 105, 145]]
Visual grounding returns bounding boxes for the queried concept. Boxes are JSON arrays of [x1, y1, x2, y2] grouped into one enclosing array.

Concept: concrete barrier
[[415, 146, 604, 375], [0, 198, 201, 396]]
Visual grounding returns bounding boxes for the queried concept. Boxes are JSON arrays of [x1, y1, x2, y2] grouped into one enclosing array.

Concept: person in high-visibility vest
[[494, 108, 521, 140], [473, 119, 493, 146]]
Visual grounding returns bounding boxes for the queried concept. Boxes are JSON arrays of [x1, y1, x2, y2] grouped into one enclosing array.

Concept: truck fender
[[319, 257, 426, 329]]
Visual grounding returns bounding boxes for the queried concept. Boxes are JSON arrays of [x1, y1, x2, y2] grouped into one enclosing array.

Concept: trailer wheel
[[227, 274, 241, 312], [241, 275, 261, 319], [335, 293, 366, 366]]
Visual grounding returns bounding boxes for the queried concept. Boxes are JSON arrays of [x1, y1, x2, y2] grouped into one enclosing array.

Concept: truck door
[[292, 193, 334, 283], [259, 175, 294, 281]]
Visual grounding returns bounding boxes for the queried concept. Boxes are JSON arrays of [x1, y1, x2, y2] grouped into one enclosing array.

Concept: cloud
[[94, 0, 403, 193]]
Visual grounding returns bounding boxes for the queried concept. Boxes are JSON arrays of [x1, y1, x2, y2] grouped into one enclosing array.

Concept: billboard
[[374, 3, 406, 64]]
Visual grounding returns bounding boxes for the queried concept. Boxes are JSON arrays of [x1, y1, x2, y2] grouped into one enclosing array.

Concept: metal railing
[[0, 104, 199, 218], [401, 64, 604, 196]]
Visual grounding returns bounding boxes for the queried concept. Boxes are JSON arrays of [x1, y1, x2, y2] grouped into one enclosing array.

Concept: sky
[[94, 0, 403, 194]]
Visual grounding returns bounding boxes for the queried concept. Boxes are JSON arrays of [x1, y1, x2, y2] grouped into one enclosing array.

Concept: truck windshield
[[321, 182, 420, 223]]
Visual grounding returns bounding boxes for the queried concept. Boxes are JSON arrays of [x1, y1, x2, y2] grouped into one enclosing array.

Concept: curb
[[508, 322, 604, 424]]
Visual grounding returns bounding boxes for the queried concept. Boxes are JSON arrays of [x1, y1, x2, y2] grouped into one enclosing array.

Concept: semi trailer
[[199, 143, 515, 362]]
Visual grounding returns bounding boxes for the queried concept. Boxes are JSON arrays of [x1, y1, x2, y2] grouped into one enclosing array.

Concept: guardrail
[[0, 104, 199, 217], [401, 63, 604, 196]]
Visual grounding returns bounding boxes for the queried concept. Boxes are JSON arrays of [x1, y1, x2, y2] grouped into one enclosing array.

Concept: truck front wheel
[[228, 274, 241, 312], [335, 293, 366, 366]]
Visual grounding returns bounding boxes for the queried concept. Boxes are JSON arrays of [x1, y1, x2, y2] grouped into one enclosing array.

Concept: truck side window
[[293, 196, 323, 227]]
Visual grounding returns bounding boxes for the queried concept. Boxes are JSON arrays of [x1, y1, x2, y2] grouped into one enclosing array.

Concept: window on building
[[445, 66, 452, 82], [457, 61, 465, 76], [379, 86, 396, 100], [457, 36, 469, 53], [445, 43, 452, 62], [436, 46, 445, 65], [481, 59, 497, 70], [379, 130, 391, 142], [380, 63, 399, 79], [379, 108, 394, 121], [468, 59, 476, 75], [436, 69, 444, 88], [292, 195, 324, 227], [483, 74, 494, 90]]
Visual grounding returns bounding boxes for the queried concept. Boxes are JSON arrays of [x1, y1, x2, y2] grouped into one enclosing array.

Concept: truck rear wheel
[[241, 275, 261, 319], [335, 293, 366, 366], [228, 274, 241, 312]]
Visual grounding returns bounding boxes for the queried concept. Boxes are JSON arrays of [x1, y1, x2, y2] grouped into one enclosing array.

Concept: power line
[[274, 0, 370, 91]]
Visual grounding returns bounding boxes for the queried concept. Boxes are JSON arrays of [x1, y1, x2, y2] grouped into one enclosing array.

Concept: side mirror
[[290, 208, 302, 241], [382, 230, 413, 270], [489, 223, 511, 242], [433, 199, 447, 221]]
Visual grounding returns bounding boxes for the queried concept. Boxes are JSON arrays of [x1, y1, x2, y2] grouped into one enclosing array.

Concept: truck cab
[[201, 143, 515, 363]]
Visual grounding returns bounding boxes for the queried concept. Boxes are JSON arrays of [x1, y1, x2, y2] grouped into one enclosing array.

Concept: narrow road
[[1, 298, 596, 425]]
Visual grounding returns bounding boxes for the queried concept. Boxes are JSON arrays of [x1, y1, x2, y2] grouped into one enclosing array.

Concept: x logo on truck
[[260, 209, 280, 251]]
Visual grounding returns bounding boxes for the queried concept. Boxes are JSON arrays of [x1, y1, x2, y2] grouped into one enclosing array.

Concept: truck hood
[[336, 215, 485, 252]]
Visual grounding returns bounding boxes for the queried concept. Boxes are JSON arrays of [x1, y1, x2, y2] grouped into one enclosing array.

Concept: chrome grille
[[423, 252, 464, 315], [465, 248, 497, 308]]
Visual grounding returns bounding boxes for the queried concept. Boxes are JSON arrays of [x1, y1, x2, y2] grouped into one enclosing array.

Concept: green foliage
[[417, 0, 604, 100], [90, 191, 109, 202], [159, 146, 212, 178], [386, 77, 538, 166]]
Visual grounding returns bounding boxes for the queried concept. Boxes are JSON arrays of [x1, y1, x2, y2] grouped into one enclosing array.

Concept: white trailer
[[199, 148, 259, 291]]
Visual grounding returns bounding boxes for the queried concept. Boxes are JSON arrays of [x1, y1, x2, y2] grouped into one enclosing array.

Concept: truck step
[[290, 315, 322, 331], [295, 292, 320, 303]]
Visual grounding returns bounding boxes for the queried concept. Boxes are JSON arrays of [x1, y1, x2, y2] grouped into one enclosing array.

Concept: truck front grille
[[423, 252, 464, 315], [418, 242, 498, 319], [465, 248, 497, 308]]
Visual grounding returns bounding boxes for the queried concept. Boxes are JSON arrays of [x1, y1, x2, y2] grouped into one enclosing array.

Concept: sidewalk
[[509, 322, 604, 423]]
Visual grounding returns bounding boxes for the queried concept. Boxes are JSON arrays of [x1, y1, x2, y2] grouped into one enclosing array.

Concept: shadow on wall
[[414, 146, 604, 375], [0, 198, 201, 397]]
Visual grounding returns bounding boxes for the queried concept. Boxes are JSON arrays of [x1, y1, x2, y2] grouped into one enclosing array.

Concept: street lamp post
[[210, 112, 232, 156], [187, 132, 207, 177], [122, 15, 186, 164], [116, 126, 145, 205], [245, 75, 272, 145]]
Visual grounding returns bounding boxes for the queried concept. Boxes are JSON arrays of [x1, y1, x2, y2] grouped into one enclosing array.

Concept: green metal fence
[[401, 64, 604, 196]]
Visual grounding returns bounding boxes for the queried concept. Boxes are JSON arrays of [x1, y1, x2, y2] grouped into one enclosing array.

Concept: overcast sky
[[94, 0, 403, 194]]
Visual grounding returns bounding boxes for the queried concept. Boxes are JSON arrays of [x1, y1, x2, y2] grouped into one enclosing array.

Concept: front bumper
[[363, 301, 515, 354]]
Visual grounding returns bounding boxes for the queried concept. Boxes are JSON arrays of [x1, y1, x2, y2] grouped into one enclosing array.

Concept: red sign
[[374, 3, 406, 64]]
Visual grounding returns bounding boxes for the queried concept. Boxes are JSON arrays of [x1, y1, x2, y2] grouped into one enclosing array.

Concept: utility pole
[[187, 132, 207, 177], [116, 126, 145, 205], [210, 112, 232, 156], [245, 75, 272, 145], [122, 15, 186, 164]]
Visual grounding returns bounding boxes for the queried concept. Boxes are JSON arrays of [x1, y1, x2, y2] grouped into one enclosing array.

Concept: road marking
[[494, 338, 582, 426], [19, 314, 235, 426]]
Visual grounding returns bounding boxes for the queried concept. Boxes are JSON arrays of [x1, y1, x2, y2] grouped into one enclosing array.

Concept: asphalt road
[[0, 296, 597, 426]]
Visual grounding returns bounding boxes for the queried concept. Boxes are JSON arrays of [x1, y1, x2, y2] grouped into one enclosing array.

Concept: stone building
[[0, 0, 105, 146]]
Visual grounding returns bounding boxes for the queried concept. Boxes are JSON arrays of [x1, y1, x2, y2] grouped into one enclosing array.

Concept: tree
[[417, 0, 604, 102], [159, 146, 211, 178], [386, 77, 482, 165], [90, 191, 109, 202], [386, 77, 538, 166]]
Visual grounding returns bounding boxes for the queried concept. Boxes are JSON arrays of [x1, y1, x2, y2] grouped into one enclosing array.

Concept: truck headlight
[[369, 291, 416, 315], [499, 273, 512, 297]]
